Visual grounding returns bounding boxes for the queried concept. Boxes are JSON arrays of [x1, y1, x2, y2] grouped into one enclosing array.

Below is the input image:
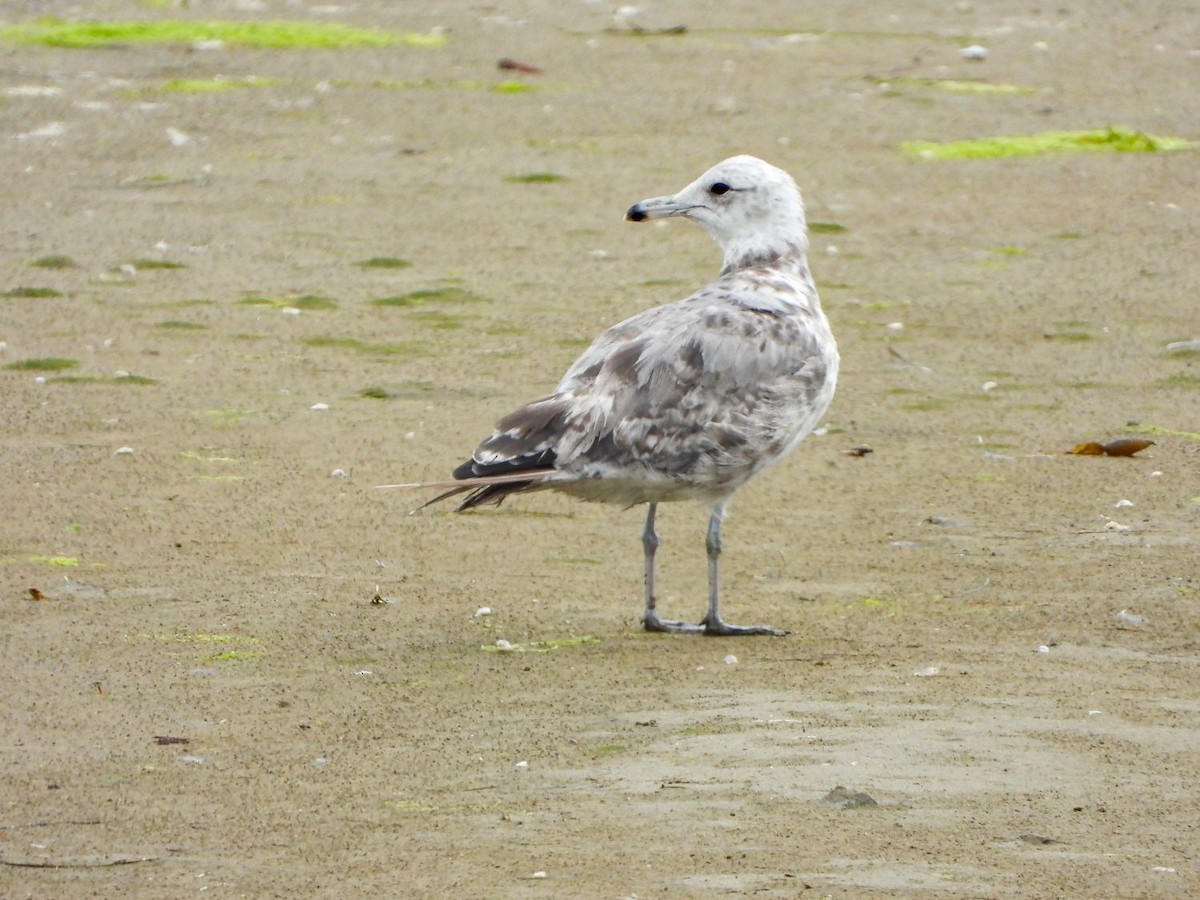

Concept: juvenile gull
[[398, 155, 838, 636]]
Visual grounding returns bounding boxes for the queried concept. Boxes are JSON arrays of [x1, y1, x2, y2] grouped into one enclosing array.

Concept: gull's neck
[[720, 230, 810, 278]]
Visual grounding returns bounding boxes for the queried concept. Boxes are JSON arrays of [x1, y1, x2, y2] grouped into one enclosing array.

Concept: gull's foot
[[702, 617, 788, 637], [644, 611, 787, 636], [643, 610, 705, 634]]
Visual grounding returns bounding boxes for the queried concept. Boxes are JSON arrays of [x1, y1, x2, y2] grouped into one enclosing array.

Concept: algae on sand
[[903, 127, 1196, 160], [0, 19, 444, 49]]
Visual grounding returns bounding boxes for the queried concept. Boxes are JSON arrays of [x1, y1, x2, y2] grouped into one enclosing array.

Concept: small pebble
[[310, 402, 329, 411], [1113, 499, 1134, 508], [281, 306, 302, 316], [531, 871, 547, 879], [723, 654, 738, 665], [1036, 645, 1050, 654], [495, 639, 515, 651], [960, 44, 989, 60], [915, 666, 940, 677], [981, 381, 998, 392], [514, 760, 528, 769], [114, 446, 135, 455], [330, 468, 349, 478], [474, 606, 493, 617]]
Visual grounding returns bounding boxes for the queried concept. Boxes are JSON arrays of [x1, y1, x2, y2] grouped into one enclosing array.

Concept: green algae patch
[[373, 287, 488, 308], [303, 336, 427, 357], [181, 448, 238, 463], [358, 381, 439, 400], [6, 357, 78, 371], [202, 408, 253, 426], [5, 286, 63, 298], [482, 635, 601, 653], [29, 555, 79, 567], [903, 127, 1196, 160], [123, 258, 186, 270], [1125, 423, 1200, 441], [51, 374, 157, 385], [407, 310, 466, 330], [355, 256, 412, 269], [505, 172, 568, 184], [152, 76, 278, 93], [206, 650, 264, 662], [0, 19, 444, 50], [239, 293, 337, 310], [877, 76, 1036, 95], [32, 254, 77, 269], [923, 79, 1035, 94], [492, 80, 535, 94]]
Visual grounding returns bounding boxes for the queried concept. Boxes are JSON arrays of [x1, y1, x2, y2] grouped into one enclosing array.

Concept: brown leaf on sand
[[28, 587, 48, 601], [1069, 438, 1154, 457], [1101, 438, 1154, 457], [498, 58, 542, 74]]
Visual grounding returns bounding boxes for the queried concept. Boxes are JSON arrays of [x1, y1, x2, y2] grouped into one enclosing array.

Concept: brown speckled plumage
[[413, 156, 838, 635]]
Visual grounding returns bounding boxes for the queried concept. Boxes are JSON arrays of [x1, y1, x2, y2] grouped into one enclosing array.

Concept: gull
[[390, 155, 838, 635]]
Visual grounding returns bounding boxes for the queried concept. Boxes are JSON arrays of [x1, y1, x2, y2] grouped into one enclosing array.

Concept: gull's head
[[625, 155, 808, 272]]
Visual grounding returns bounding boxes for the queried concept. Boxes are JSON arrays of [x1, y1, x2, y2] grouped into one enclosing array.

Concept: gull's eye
[[709, 182, 731, 196]]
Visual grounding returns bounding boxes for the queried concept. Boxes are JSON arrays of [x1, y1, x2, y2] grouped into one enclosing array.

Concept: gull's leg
[[642, 503, 703, 634], [702, 502, 788, 637]]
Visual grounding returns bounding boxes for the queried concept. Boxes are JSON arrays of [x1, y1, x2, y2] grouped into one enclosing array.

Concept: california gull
[[394, 155, 838, 636]]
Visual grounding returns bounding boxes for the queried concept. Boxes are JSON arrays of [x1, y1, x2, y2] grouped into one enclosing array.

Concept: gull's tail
[[381, 392, 568, 511], [376, 467, 557, 512]]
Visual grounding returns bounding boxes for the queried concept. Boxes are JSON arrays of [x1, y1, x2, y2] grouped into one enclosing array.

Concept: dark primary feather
[[450, 445, 557, 510]]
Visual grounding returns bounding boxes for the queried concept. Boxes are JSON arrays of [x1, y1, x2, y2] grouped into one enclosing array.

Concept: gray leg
[[701, 504, 788, 637], [641, 503, 703, 634]]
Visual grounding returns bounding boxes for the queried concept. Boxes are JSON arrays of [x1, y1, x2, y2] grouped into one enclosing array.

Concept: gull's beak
[[625, 195, 700, 222]]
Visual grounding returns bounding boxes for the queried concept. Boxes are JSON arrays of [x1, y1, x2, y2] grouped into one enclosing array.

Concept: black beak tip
[[625, 205, 647, 222]]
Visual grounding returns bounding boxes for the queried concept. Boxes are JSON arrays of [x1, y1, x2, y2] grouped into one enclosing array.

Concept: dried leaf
[[1101, 438, 1154, 457], [1069, 438, 1154, 457], [497, 58, 542, 74], [28, 587, 47, 601]]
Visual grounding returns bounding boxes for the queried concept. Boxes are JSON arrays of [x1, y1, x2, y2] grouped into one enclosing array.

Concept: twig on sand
[[0, 854, 158, 869]]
